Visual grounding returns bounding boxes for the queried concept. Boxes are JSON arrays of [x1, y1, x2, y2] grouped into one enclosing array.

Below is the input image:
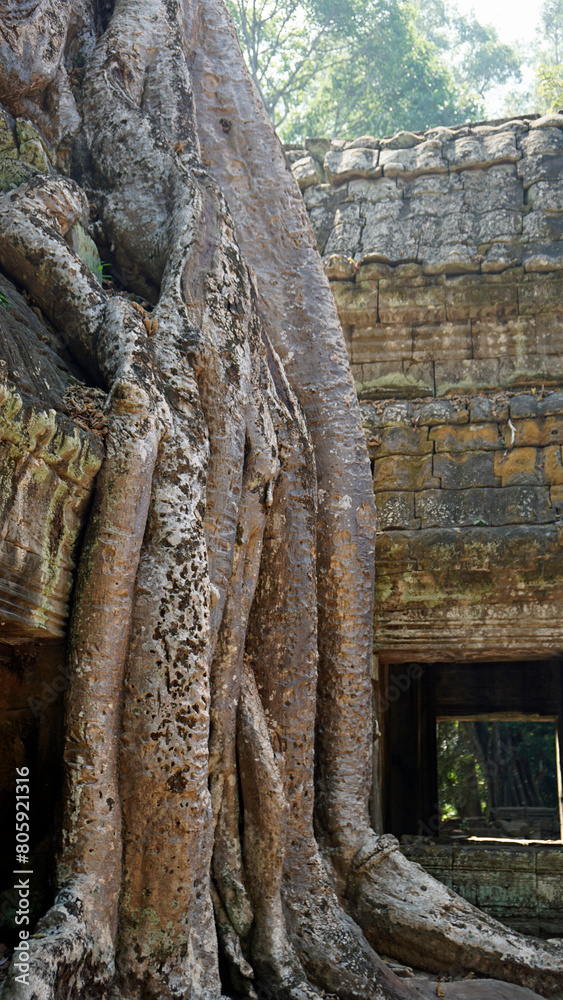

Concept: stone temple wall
[[288, 114, 563, 662]]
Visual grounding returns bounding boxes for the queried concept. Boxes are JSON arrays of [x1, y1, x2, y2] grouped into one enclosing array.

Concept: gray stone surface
[[292, 114, 563, 272]]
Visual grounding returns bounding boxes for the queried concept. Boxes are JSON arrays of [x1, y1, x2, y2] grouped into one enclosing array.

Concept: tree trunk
[[0, 2, 562, 999]]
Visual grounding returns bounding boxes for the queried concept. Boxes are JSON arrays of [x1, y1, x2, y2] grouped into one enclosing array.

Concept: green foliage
[[437, 721, 487, 820], [0, 291, 10, 308], [505, 0, 563, 116], [228, 0, 522, 140], [438, 720, 558, 821]]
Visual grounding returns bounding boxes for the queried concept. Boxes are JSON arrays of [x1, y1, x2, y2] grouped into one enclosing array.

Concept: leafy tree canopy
[[227, 0, 522, 140]]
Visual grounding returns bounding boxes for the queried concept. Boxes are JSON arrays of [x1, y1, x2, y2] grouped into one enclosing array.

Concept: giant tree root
[[348, 836, 563, 999]]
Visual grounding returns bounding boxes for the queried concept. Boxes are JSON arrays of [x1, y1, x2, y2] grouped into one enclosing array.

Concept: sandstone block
[[379, 283, 445, 325], [494, 447, 541, 486], [434, 358, 500, 396], [461, 164, 523, 213], [351, 324, 412, 363], [539, 391, 563, 415], [381, 401, 415, 424], [544, 445, 563, 484], [430, 422, 503, 452], [415, 488, 491, 528], [517, 153, 563, 189], [433, 450, 499, 488], [472, 318, 536, 359], [372, 454, 438, 492], [501, 416, 563, 448], [375, 491, 420, 530], [445, 280, 518, 322], [444, 131, 520, 172], [416, 400, 469, 426], [480, 243, 523, 272], [470, 397, 510, 423], [361, 202, 420, 263], [499, 354, 563, 387], [487, 485, 555, 525], [522, 210, 563, 242], [526, 179, 563, 213], [323, 201, 363, 256], [355, 260, 393, 280], [348, 176, 402, 203], [291, 154, 321, 189], [324, 254, 357, 280], [509, 395, 538, 418], [374, 423, 433, 456], [412, 322, 471, 361], [324, 146, 380, 184], [331, 279, 378, 325], [379, 138, 446, 178], [536, 316, 563, 356]]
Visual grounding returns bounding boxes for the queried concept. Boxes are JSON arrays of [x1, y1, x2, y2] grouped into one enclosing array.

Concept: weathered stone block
[[452, 846, 536, 873], [381, 401, 415, 424], [412, 322, 471, 361], [522, 209, 563, 243], [517, 152, 563, 189], [378, 284, 446, 325], [545, 444, 563, 484], [361, 202, 420, 263], [379, 139, 446, 178], [540, 390, 563, 415], [430, 422, 503, 452], [416, 400, 469, 426], [499, 354, 563, 388], [360, 361, 434, 397], [536, 848, 563, 875], [536, 315, 563, 356], [324, 254, 357, 280], [473, 318, 537, 359], [510, 395, 539, 418], [374, 491, 420, 530], [323, 201, 363, 256], [444, 131, 521, 171], [291, 154, 321, 189], [415, 488, 489, 528], [348, 177, 401, 204], [324, 146, 380, 184], [445, 279, 518, 322], [537, 875, 563, 915], [433, 450, 499, 489], [501, 416, 563, 447], [434, 358, 500, 395], [518, 276, 563, 314], [372, 454, 438, 492], [374, 423, 433, 456], [350, 324, 412, 363], [494, 447, 541, 486], [461, 163, 523, 212], [469, 397, 509, 423], [331, 279, 378, 325], [527, 179, 563, 213], [354, 263, 393, 283], [476, 210, 523, 245], [486, 485, 555, 525]]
